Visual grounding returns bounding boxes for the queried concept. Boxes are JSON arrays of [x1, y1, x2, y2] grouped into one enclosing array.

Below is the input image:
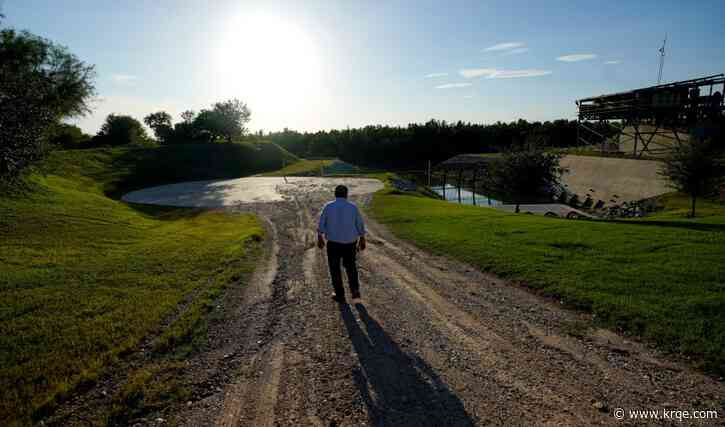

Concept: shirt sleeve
[[318, 204, 328, 235], [354, 206, 366, 236]]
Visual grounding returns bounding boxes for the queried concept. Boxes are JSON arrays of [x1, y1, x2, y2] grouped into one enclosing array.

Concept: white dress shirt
[[318, 197, 366, 244]]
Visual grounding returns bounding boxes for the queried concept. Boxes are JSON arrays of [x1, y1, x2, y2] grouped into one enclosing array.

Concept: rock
[[592, 401, 608, 412], [187, 400, 193, 407], [155, 418, 166, 424], [610, 347, 630, 356]]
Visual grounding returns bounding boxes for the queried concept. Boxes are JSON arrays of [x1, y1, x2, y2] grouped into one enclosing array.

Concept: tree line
[[267, 119, 586, 169], [44, 99, 252, 149], [82, 99, 251, 148]]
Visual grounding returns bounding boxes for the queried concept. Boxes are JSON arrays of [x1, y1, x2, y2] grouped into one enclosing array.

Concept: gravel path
[[167, 181, 724, 426]]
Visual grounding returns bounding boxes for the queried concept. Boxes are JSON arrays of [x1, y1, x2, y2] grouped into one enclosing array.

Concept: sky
[[3, 0, 725, 134]]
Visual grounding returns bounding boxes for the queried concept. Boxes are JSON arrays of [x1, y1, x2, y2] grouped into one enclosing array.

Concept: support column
[[632, 122, 640, 157], [472, 169, 477, 206]]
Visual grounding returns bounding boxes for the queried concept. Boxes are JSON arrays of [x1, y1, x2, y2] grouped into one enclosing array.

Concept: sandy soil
[[48, 178, 724, 426], [560, 155, 670, 203]]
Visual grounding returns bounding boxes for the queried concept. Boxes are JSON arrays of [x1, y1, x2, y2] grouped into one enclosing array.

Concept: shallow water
[[122, 177, 384, 208], [430, 184, 501, 207]]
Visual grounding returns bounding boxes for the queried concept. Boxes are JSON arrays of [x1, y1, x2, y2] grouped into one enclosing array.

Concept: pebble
[[592, 401, 608, 412]]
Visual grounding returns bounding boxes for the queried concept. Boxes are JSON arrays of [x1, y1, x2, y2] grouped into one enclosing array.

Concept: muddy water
[[122, 177, 384, 208]]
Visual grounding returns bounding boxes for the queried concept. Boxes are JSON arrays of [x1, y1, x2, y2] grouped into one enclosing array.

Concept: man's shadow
[[338, 302, 474, 426]]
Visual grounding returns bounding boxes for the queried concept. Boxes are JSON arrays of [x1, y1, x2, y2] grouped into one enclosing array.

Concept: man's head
[[334, 185, 348, 198]]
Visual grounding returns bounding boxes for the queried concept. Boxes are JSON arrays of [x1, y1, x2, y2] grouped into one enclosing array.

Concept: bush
[[45, 123, 91, 149]]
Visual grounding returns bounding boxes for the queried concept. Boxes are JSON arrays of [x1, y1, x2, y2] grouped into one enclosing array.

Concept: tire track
[[186, 183, 725, 426]]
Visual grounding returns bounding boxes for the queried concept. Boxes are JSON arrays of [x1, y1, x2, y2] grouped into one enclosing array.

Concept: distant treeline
[[268, 119, 601, 169]]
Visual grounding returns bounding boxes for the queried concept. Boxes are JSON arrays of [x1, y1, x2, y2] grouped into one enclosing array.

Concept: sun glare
[[217, 14, 323, 124]]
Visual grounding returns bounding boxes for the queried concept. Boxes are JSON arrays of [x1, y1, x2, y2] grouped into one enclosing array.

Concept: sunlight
[[216, 14, 323, 119]]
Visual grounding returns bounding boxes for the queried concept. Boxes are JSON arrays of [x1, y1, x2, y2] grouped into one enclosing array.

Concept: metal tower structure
[[576, 74, 725, 157], [657, 35, 667, 84]]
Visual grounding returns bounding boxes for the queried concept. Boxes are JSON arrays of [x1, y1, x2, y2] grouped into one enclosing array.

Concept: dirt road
[[163, 182, 724, 426]]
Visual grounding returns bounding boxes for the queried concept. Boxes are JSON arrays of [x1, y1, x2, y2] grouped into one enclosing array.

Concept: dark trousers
[[326, 241, 359, 297]]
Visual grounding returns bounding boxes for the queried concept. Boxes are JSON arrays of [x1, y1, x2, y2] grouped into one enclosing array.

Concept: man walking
[[317, 185, 366, 302]]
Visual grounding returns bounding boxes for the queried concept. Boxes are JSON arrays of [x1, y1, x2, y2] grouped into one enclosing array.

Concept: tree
[[1, 67, 55, 180], [0, 28, 95, 181], [486, 144, 566, 213], [660, 138, 724, 217], [192, 110, 223, 143], [1, 29, 95, 118], [180, 110, 196, 124], [192, 99, 251, 143], [143, 111, 173, 144], [95, 114, 149, 147], [212, 99, 251, 142]]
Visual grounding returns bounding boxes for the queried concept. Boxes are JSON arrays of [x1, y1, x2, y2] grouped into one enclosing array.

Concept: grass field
[[0, 144, 285, 426], [370, 187, 725, 374], [261, 158, 334, 176]]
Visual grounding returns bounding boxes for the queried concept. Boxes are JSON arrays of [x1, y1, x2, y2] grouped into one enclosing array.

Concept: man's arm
[[355, 206, 366, 251], [317, 205, 328, 249]]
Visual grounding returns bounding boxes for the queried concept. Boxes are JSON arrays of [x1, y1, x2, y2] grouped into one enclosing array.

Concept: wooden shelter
[[436, 154, 499, 204]]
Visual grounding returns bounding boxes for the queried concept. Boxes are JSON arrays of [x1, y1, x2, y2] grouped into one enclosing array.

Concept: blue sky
[[3, 0, 725, 134]]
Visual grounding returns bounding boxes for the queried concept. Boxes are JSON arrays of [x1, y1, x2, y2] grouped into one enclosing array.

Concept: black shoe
[[351, 290, 361, 299], [331, 293, 346, 303]]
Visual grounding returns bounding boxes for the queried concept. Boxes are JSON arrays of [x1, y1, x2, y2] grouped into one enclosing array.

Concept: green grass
[[370, 186, 725, 374], [260, 158, 335, 176], [106, 362, 190, 425], [0, 144, 286, 426]]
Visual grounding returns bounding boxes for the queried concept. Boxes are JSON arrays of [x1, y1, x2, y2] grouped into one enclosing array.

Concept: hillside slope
[[560, 154, 670, 202], [0, 143, 292, 426]]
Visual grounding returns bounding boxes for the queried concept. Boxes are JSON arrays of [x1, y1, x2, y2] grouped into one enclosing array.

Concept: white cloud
[[459, 68, 552, 79], [111, 74, 138, 85], [424, 72, 448, 78], [463, 95, 474, 99], [484, 42, 525, 52], [556, 54, 597, 62], [604, 60, 621, 65], [503, 47, 529, 55], [435, 83, 473, 89]]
